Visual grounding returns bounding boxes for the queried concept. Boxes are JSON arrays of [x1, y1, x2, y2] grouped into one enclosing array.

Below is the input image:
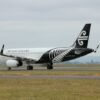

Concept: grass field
[[0, 70, 100, 76], [0, 64, 100, 100], [0, 78, 100, 100]]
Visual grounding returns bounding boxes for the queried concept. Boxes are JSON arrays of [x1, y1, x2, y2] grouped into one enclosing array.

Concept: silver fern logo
[[49, 49, 63, 60], [78, 31, 88, 46]]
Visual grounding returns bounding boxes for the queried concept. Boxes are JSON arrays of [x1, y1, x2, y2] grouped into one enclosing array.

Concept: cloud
[[0, 0, 100, 21], [0, 0, 99, 49]]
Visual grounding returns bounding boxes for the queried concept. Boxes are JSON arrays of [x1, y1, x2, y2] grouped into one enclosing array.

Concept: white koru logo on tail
[[78, 31, 88, 46]]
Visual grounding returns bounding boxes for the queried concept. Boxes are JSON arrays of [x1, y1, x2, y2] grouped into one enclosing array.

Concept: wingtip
[[0, 44, 5, 55], [86, 23, 91, 25]]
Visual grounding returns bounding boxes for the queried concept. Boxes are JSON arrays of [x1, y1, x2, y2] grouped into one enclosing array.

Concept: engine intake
[[6, 60, 23, 67]]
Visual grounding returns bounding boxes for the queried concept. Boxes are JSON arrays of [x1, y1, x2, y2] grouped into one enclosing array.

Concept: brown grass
[[0, 79, 100, 100], [0, 64, 99, 100]]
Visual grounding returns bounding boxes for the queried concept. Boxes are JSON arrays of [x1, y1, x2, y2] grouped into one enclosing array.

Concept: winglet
[[0, 44, 5, 55], [94, 44, 100, 53]]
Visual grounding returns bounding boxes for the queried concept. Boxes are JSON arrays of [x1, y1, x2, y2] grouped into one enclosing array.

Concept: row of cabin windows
[[7, 50, 29, 53]]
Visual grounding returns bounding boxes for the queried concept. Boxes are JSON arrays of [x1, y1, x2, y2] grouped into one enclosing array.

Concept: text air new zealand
[[0, 23, 99, 70]]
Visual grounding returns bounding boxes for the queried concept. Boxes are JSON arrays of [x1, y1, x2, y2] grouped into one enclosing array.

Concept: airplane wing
[[0, 45, 37, 64], [0, 53, 37, 63]]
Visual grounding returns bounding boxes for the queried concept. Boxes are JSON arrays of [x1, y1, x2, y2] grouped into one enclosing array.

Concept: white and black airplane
[[0, 24, 99, 70]]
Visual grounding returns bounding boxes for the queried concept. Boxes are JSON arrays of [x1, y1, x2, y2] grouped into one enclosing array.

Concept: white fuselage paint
[[4, 48, 52, 60]]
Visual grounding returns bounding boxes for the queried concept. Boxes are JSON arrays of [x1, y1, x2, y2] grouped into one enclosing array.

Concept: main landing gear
[[27, 65, 33, 70], [47, 63, 53, 70], [8, 67, 11, 70]]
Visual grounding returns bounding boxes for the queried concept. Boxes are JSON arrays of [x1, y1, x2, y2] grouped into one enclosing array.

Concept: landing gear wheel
[[27, 66, 33, 70], [47, 63, 53, 70], [8, 67, 11, 70]]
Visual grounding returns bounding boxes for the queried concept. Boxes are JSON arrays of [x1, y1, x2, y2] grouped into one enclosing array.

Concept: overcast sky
[[0, 0, 100, 53]]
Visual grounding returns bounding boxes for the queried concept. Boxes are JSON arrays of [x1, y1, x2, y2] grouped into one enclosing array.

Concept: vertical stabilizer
[[73, 24, 91, 48]]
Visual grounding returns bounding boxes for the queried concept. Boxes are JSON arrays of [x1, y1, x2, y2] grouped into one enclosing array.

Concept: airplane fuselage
[[4, 47, 93, 64], [0, 23, 97, 70]]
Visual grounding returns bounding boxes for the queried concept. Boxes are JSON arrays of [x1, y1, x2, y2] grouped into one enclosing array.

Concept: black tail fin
[[73, 23, 91, 48]]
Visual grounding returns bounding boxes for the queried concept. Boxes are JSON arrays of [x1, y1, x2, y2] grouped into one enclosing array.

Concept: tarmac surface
[[0, 75, 100, 79], [0, 66, 100, 79], [1, 66, 100, 71]]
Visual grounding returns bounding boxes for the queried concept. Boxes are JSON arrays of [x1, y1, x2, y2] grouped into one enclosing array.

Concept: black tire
[[8, 67, 11, 70], [27, 66, 33, 70], [47, 63, 53, 70]]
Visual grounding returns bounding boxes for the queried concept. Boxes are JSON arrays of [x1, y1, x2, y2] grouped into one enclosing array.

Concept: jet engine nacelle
[[6, 60, 23, 67]]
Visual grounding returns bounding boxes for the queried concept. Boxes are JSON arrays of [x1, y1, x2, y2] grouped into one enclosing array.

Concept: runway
[[1, 66, 100, 71], [0, 75, 100, 79], [0, 66, 100, 79]]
